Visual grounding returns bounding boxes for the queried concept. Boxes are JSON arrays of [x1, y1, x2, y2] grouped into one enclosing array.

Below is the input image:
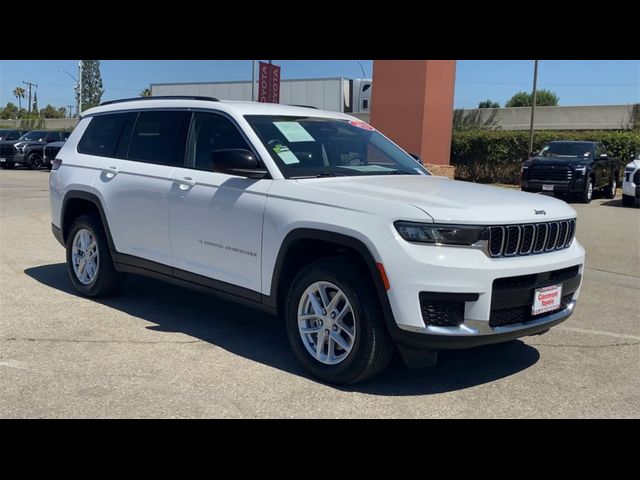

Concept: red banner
[[257, 61, 281, 103], [270, 63, 281, 104]]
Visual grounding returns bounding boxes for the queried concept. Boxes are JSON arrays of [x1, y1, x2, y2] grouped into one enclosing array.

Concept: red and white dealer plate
[[532, 284, 563, 316]]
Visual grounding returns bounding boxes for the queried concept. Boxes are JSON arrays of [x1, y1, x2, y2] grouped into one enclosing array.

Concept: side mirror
[[211, 149, 268, 179], [630, 153, 637, 161], [409, 153, 422, 163]]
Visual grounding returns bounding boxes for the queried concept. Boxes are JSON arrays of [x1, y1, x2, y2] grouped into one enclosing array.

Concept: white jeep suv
[[49, 96, 585, 384]]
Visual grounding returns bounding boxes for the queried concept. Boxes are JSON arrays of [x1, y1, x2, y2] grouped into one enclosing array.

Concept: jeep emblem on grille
[[534, 209, 546, 215]]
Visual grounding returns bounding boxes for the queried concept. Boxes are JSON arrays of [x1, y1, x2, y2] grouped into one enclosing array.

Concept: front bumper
[[522, 177, 587, 193], [622, 173, 640, 198], [376, 234, 585, 350]]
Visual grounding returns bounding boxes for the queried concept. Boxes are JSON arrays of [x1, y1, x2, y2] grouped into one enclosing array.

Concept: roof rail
[[99, 95, 220, 106], [288, 104, 318, 109]]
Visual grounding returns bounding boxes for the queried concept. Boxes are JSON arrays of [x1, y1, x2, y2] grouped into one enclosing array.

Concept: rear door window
[[78, 113, 131, 157], [127, 110, 191, 166]]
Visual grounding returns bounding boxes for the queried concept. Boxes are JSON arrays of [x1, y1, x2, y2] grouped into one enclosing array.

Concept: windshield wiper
[[290, 172, 346, 179]]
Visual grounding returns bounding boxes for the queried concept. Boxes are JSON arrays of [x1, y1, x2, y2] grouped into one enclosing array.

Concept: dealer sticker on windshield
[[532, 284, 563, 316], [348, 120, 375, 131]]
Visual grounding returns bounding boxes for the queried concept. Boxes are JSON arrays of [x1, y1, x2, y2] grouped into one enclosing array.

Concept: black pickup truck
[[0, 130, 70, 170], [520, 141, 620, 203]]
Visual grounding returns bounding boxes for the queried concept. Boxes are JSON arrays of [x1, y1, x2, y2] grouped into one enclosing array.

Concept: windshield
[[539, 142, 593, 158], [244, 115, 429, 178], [19, 131, 49, 141]]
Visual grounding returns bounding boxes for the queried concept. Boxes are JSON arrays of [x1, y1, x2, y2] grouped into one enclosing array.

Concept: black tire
[[622, 194, 636, 207], [578, 178, 594, 204], [65, 213, 120, 298], [604, 175, 617, 199], [28, 152, 43, 170], [285, 256, 394, 385]]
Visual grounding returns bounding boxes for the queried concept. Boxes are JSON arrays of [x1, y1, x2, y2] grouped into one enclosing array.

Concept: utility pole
[[77, 61, 83, 116], [251, 60, 256, 101], [528, 60, 539, 156], [23, 81, 37, 113], [67, 105, 74, 118]]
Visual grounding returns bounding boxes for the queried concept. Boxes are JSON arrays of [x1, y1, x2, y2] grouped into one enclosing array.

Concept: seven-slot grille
[[488, 219, 576, 258], [529, 164, 573, 183]]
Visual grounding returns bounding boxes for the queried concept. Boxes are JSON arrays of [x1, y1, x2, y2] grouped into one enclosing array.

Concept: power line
[[458, 81, 639, 87]]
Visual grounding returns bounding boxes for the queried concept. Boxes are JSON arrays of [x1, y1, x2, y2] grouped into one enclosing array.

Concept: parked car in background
[[520, 141, 620, 203], [0, 129, 27, 141], [43, 141, 66, 169], [0, 130, 70, 169], [622, 152, 640, 207]]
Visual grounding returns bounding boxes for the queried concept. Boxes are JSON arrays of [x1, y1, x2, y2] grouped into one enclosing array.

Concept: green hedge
[[451, 130, 640, 184]]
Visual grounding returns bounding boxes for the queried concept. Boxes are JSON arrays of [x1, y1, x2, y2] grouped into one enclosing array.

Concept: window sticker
[[273, 144, 300, 165], [273, 122, 315, 142], [348, 120, 375, 131]]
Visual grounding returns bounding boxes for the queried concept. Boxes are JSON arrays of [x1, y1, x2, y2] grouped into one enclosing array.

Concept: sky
[[1, 60, 638, 112]]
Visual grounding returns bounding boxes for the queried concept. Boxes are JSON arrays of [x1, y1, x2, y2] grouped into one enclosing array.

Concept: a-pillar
[[369, 60, 456, 177]]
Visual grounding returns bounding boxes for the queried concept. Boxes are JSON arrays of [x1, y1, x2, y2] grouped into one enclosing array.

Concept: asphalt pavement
[[1, 169, 638, 418]]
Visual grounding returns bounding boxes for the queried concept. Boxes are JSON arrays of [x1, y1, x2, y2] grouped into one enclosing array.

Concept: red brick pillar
[[369, 60, 456, 178]]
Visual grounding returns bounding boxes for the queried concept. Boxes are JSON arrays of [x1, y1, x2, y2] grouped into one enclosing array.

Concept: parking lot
[[0, 168, 638, 418]]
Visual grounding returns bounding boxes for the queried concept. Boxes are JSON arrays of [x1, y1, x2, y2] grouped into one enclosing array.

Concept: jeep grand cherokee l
[[49, 96, 585, 384]]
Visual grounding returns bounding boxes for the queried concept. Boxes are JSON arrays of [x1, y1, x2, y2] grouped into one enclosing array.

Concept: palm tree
[[139, 88, 151, 97], [13, 87, 26, 110]]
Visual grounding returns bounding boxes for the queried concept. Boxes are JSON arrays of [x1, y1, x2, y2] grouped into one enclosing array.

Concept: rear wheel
[[285, 256, 394, 384], [66, 214, 120, 298], [28, 152, 43, 170], [622, 194, 636, 207], [604, 176, 617, 199]]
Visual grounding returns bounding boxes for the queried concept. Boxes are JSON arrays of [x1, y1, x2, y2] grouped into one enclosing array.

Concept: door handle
[[102, 166, 119, 178], [174, 177, 197, 190]]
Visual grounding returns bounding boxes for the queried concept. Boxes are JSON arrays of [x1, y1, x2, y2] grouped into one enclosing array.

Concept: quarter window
[[78, 113, 130, 157]]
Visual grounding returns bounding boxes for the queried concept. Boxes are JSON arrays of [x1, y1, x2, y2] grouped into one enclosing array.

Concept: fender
[[264, 228, 397, 332], [61, 190, 116, 252]]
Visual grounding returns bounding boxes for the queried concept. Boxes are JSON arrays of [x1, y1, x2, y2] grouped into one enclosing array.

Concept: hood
[[296, 175, 576, 224], [0, 140, 20, 146], [625, 159, 640, 170], [45, 141, 66, 148]]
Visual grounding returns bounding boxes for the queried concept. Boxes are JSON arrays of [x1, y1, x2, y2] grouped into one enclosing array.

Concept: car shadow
[[24, 263, 540, 396], [600, 198, 628, 208]]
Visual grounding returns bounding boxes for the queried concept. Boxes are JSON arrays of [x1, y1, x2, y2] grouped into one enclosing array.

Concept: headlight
[[394, 221, 485, 245], [15, 145, 25, 152], [574, 165, 587, 172]]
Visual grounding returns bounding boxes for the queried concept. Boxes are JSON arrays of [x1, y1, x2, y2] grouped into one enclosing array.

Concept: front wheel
[[578, 178, 594, 204], [66, 214, 120, 298], [604, 176, 617, 199], [28, 152, 43, 170], [285, 257, 394, 384]]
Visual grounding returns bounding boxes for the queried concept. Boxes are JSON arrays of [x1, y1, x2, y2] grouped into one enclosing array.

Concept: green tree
[[506, 89, 559, 107], [40, 104, 66, 118], [12, 87, 26, 110], [140, 87, 151, 97], [81, 60, 105, 110], [1, 102, 19, 119], [478, 99, 500, 108], [32, 91, 38, 115]]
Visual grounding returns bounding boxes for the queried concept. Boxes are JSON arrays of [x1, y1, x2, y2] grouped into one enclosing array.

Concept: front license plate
[[532, 284, 563, 316], [542, 184, 554, 191]]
